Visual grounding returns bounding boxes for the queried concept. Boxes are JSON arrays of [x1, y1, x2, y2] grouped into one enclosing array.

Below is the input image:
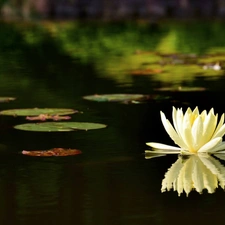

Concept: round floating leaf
[[155, 86, 206, 92], [22, 148, 82, 157], [0, 108, 77, 117], [0, 97, 16, 103], [83, 94, 149, 103], [14, 122, 107, 132]]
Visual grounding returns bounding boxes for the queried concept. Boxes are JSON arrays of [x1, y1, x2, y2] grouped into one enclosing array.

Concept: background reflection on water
[[1, 21, 225, 225]]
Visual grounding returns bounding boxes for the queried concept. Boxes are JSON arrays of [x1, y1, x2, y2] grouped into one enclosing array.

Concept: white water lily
[[146, 107, 225, 154]]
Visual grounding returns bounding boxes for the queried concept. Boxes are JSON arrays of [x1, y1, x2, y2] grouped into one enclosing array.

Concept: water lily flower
[[146, 107, 225, 154]]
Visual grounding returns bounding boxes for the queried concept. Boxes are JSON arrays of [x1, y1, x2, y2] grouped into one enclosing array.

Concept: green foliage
[[1, 20, 225, 88]]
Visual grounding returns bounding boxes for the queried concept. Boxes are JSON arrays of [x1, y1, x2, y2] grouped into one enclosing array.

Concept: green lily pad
[[0, 97, 16, 103], [154, 86, 206, 92], [0, 108, 77, 117], [83, 94, 149, 103], [14, 122, 107, 132]]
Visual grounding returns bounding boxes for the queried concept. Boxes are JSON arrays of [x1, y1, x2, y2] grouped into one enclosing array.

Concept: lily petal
[[212, 123, 225, 139], [146, 142, 181, 151], [212, 114, 225, 138], [209, 141, 225, 152], [202, 109, 217, 144], [191, 116, 203, 150], [175, 108, 184, 139], [198, 137, 222, 153], [160, 111, 187, 149]]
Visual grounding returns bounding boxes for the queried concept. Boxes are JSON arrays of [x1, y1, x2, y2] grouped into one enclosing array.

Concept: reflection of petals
[[145, 151, 166, 159], [182, 156, 194, 195], [192, 157, 205, 194], [199, 156, 225, 189], [214, 153, 225, 160], [161, 157, 183, 193], [161, 154, 225, 196]]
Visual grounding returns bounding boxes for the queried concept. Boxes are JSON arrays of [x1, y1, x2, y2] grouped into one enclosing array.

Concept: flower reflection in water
[[145, 106, 225, 196], [153, 153, 225, 196]]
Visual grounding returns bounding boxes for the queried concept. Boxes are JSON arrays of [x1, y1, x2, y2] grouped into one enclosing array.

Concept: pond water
[[1, 20, 225, 225]]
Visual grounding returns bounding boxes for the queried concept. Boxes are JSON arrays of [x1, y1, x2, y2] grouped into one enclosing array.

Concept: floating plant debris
[[26, 114, 71, 121], [22, 148, 82, 157], [130, 68, 163, 75], [14, 122, 107, 132], [0, 108, 77, 117], [0, 97, 16, 103], [83, 94, 149, 103]]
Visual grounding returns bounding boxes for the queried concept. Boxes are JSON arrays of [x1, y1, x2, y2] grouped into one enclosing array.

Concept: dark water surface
[[1, 21, 225, 225]]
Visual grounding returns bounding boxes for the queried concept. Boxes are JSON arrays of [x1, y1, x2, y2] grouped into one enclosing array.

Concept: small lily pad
[[155, 86, 206, 92], [14, 122, 107, 132], [83, 94, 149, 103], [22, 148, 82, 157], [0, 108, 77, 117], [0, 97, 16, 103]]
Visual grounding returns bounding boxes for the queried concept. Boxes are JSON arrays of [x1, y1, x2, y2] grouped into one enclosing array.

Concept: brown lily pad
[[22, 148, 82, 157]]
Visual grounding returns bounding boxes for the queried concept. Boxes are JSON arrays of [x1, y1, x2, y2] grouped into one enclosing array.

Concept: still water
[[1, 20, 225, 225]]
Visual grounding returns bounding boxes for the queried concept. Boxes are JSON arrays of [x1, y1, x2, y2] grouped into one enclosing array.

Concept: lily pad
[[14, 122, 107, 132], [154, 86, 206, 92], [22, 148, 82, 157], [83, 94, 149, 103], [0, 108, 77, 117], [0, 97, 16, 103]]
